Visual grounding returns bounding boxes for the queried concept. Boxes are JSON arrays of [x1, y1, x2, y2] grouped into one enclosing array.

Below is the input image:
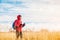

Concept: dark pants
[[16, 31, 22, 39]]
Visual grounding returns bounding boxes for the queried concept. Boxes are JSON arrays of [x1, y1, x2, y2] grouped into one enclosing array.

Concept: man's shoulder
[[15, 19, 18, 21], [14, 19, 18, 22]]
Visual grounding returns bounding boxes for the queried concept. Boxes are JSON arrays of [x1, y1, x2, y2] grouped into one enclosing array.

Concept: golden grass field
[[0, 29, 60, 40]]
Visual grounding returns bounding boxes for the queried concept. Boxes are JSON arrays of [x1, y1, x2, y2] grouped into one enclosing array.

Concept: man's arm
[[19, 23, 25, 27]]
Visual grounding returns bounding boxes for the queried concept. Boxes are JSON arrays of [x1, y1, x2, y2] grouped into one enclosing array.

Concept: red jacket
[[14, 15, 22, 32]]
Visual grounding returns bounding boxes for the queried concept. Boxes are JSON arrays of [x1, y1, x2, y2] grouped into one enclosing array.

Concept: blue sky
[[0, 0, 25, 15], [0, 0, 60, 32]]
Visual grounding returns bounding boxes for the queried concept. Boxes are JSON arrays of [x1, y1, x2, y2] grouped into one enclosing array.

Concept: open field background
[[0, 30, 60, 40]]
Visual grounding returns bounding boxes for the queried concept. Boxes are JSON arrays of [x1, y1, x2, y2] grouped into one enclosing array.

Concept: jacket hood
[[17, 15, 21, 20]]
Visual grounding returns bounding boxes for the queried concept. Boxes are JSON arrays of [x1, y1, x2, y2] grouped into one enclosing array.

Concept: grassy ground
[[0, 30, 60, 40]]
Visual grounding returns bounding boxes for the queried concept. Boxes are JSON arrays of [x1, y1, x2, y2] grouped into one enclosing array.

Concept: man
[[13, 15, 25, 40]]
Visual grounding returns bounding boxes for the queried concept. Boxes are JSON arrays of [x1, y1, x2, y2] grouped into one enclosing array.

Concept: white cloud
[[22, 3, 60, 23], [0, 15, 14, 21], [22, 23, 60, 32], [21, 0, 60, 31]]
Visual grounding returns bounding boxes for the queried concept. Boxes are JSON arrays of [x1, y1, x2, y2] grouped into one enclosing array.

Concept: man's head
[[17, 15, 21, 20]]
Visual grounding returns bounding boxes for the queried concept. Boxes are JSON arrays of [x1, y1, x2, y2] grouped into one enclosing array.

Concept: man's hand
[[22, 23, 25, 27], [19, 23, 25, 27]]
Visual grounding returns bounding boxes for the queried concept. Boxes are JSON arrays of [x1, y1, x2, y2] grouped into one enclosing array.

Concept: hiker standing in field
[[12, 15, 25, 40]]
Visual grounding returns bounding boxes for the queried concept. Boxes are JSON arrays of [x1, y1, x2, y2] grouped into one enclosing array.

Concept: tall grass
[[0, 29, 60, 40]]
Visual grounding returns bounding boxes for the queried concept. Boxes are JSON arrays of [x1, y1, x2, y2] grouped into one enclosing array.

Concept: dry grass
[[0, 30, 60, 40]]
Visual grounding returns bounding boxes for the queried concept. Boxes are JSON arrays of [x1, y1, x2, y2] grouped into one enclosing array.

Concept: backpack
[[12, 22, 15, 29]]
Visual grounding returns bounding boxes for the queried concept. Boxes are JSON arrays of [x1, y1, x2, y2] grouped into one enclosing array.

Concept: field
[[0, 29, 60, 40]]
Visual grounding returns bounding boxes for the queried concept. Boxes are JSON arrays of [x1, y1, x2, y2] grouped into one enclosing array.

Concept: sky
[[0, 0, 60, 32]]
